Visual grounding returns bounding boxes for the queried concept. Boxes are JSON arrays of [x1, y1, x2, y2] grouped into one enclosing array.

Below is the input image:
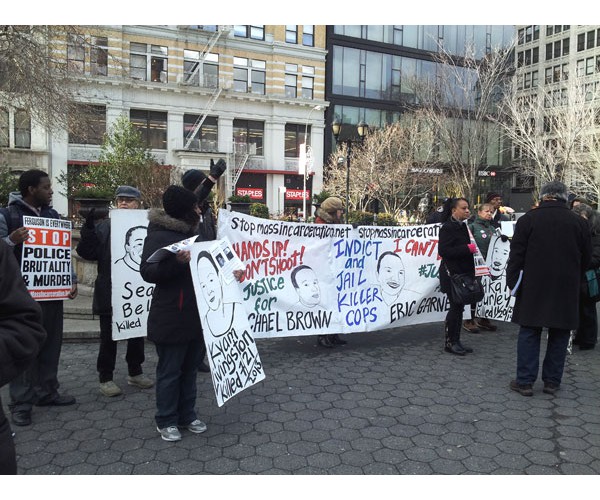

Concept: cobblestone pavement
[[3, 321, 600, 475]]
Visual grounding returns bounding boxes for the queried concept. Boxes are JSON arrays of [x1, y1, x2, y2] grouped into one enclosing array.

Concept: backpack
[[0, 205, 21, 235]]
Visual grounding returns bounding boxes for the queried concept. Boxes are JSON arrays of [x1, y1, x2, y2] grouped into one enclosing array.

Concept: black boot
[[318, 335, 334, 348], [444, 322, 466, 355], [331, 334, 347, 345], [457, 340, 473, 353]]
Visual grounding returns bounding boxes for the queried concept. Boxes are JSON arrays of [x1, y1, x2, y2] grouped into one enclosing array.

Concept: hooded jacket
[[140, 209, 202, 344]]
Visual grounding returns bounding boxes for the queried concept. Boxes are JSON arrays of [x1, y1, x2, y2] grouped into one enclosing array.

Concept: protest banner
[[215, 210, 459, 339], [189, 241, 265, 407], [21, 216, 72, 301], [110, 209, 152, 340]]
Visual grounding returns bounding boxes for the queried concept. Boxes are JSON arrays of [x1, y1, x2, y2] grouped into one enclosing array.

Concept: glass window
[[285, 73, 297, 98], [14, 110, 30, 149], [67, 34, 85, 74], [91, 36, 108, 77], [68, 104, 106, 145], [250, 25, 265, 40], [302, 25, 314, 46], [0, 108, 8, 147], [286, 25, 297, 44], [285, 123, 310, 158], [183, 49, 200, 85], [233, 119, 263, 155], [301, 76, 314, 99], [130, 43, 147, 80], [150, 45, 168, 83], [130, 109, 167, 149], [588, 30, 595, 50], [183, 114, 218, 151], [235, 25, 265, 40]]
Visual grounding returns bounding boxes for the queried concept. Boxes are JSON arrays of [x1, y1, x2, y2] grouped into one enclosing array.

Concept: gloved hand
[[210, 158, 227, 179], [467, 243, 477, 254], [84, 208, 96, 230], [500, 234, 509, 242]]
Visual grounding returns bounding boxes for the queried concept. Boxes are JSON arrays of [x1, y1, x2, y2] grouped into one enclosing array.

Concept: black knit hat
[[162, 185, 198, 219], [485, 192, 502, 203], [181, 169, 206, 191]]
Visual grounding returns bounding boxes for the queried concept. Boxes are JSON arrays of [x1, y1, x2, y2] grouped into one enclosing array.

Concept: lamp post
[[331, 119, 368, 223], [300, 105, 322, 221]]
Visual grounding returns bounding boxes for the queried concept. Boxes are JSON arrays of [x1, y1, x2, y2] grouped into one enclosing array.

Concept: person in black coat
[[438, 197, 476, 356], [572, 204, 600, 350], [140, 186, 207, 442], [0, 239, 46, 474], [507, 181, 591, 396], [76, 186, 153, 397]]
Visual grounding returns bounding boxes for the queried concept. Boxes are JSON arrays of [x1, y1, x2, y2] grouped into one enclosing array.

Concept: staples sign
[[285, 189, 310, 201], [236, 187, 264, 200]]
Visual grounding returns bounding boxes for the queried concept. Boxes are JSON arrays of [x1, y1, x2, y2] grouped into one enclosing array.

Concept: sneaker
[[157, 426, 181, 441], [184, 419, 207, 434], [127, 374, 154, 389], [510, 380, 533, 396], [462, 320, 480, 333], [543, 383, 560, 395], [99, 381, 122, 397]]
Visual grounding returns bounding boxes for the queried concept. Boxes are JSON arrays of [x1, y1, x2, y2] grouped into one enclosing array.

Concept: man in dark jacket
[[76, 185, 153, 397], [0, 240, 46, 474], [507, 181, 591, 396], [485, 192, 510, 229], [0, 170, 77, 427], [140, 185, 207, 442]]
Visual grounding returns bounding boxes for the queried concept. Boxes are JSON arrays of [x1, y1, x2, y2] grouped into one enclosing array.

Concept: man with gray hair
[[506, 181, 591, 396]]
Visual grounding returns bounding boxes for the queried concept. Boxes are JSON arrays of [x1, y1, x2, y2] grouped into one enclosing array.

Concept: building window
[[0, 108, 8, 148], [302, 25, 314, 47], [301, 66, 314, 100], [233, 119, 263, 155], [183, 50, 218, 87], [91, 36, 108, 77], [129, 109, 167, 149], [285, 64, 297, 98], [284, 123, 310, 158], [68, 104, 106, 145], [130, 43, 168, 83], [183, 114, 218, 151], [233, 57, 266, 95], [286, 25, 298, 44], [234, 25, 265, 40], [14, 110, 31, 149], [67, 34, 85, 74]]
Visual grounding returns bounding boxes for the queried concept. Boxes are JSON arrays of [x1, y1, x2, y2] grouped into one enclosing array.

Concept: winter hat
[[181, 169, 207, 191], [320, 197, 343, 213], [485, 192, 502, 203], [162, 185, 198, 219], [115, 185, 141, 198]]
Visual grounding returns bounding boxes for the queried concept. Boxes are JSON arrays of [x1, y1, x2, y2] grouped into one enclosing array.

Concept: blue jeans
[[516, 326, 570, 386], [154, 339, 201, 429]]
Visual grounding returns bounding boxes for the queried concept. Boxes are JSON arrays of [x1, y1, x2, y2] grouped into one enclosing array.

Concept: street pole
[[302, 105, 322, 222], [345, 140, 351, 224]]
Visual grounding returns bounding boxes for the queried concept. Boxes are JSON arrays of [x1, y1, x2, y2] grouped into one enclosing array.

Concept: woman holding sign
[[438, 197, 475, 356], [140, 186, 208, 442]]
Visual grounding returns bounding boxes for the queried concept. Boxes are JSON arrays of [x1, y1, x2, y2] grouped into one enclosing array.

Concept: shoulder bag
[[444, 262, 485, 305]]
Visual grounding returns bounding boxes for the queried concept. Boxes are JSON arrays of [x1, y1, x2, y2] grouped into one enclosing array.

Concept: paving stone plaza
[[3, 314, 600, 475]]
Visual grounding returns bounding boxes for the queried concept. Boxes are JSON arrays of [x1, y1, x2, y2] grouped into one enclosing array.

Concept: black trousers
[[97, 314, 145, 383], [9, 300, 63, 412], [575, 298, 598, 347], [445, 295, 464, 345], [0, 395, 16, 475]]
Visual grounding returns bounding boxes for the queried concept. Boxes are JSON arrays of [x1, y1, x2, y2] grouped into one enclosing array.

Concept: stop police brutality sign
[[21, 216, 72, 301]]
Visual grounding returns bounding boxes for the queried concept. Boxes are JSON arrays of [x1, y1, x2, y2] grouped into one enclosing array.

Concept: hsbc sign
[[285, 189, 310, 201], [478, 170, 496, 177], [236, 187, 264, 199]]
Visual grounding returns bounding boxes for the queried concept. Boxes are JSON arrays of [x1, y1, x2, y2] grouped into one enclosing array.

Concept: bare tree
[[323, 115, 438, 219], [495, 72, 600, 203], [0, 25, 110, 134], [410, 40, 516, 200]]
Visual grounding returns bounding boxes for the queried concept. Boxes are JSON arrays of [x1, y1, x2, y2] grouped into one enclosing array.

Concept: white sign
[[111, 210, 153, 340], [190, 240, 265, 407], [21, 216, 72, 301]]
